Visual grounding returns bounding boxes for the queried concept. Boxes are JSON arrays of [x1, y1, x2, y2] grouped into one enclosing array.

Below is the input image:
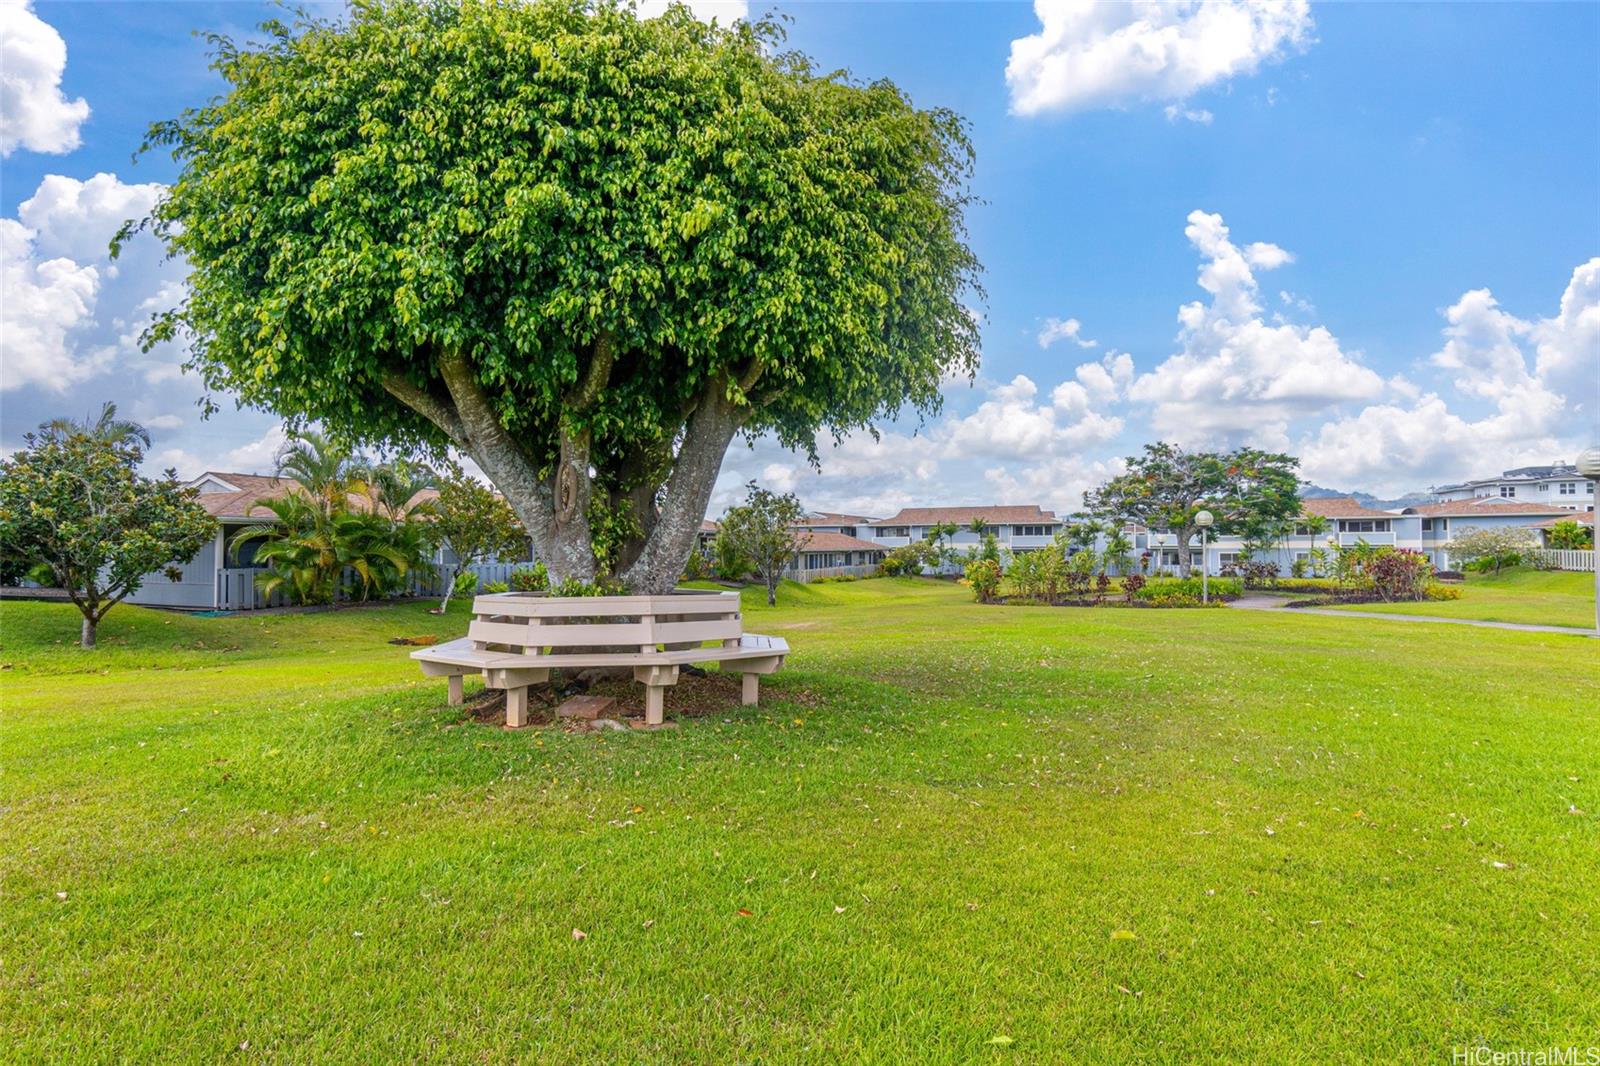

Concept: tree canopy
[[1085, 443, 1301, 575], [132, 0, 981, 592], [718, 481, 806, 605], [0, 431, 215, 647]]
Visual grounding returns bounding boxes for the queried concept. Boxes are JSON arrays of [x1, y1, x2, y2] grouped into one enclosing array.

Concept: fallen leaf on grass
[[1110, 929, 1138, 941], [642, 919, 654, 929], [834, 906, 846, 914], [631, 805, 645, 814], [54, 892, 67, 901], [571, 928, 588, 941], [736, 908, 754, 917], [986, 1035, 1014, 1046]]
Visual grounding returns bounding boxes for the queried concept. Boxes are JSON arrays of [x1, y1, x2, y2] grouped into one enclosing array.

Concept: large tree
[[130, 0, 980, 593], [1085, 443, 1301, 576], [0, 432, 215, 648]]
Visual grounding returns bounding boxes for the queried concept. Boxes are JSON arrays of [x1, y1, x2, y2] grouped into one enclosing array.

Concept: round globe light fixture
[[1194, 509, 1215, 601], [1194, 509, 1215, 528], [1577, 446, 1600, 480]]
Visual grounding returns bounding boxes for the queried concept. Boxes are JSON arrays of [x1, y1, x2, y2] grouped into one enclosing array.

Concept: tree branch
[[566, 330, 616, 410], [381, 372, 468, 441]]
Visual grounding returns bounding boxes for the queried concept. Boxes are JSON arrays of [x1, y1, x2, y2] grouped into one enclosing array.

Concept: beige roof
[[700, 519, 719, 534], [1408, 497, 1571, 518], [186, 471, 438, 521], [1301, 496, 1394, 519], [1529, 511, 1594, 528], [794, 531, 885, 553], [871, 505, 1058, 526]]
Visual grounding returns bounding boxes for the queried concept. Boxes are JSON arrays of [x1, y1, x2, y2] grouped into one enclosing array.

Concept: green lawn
[[3, 579, 1597, 1061], [1327, 566, 1597, 630]]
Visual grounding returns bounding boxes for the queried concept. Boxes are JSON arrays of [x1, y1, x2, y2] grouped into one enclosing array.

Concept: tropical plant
[[1101, 530, 1134, 576], [718, 482, 808, 606], [0, 430, 214, 647], [1545, 519, 1593, 550], [1367, 549, 1433, 602], [511, 563, 550, 593], [880, 541, 940, 578], [132, 0, 981, 593], [964, 557, 1002, 603], [37, 401, 152, 449]]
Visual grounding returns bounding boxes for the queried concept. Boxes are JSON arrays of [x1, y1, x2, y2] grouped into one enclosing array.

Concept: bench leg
[[447, 674, 464, 706], [505, 686, 529, 729], [741, 672, 759, 707], [644, 685, 666, 727]]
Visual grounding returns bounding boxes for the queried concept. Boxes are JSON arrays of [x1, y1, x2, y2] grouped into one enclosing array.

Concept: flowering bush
[[1367, 549, 1432, 601], [511, 561, 549, 592], [1121, 573, 1146, 602]]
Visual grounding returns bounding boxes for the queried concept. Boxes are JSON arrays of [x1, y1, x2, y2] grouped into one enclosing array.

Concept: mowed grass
[[3, 579, 1597, 1062], [1328, 566, 1597, 630]]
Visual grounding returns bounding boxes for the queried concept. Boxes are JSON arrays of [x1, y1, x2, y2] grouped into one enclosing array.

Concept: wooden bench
[[411, 589, 787, 728]]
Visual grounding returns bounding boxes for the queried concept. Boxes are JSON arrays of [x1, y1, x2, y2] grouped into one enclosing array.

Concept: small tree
[[964, 557, 1002, 603], [0, 432, 214, 647], [1546, 519, 1593, 550], [431, 470, 527, 610], [1444, 527, 1538, 575], [718, 482, 807, 606]]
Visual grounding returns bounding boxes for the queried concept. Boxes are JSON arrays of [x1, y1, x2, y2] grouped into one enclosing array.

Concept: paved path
[[1229, 593, 1596, 637]]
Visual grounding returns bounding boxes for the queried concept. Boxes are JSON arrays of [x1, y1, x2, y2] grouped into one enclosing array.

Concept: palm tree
[[363, 459, 437, 522], [967, 517, 987, 535], [38, 401, 151, 449], [274, 429, 365, 517]]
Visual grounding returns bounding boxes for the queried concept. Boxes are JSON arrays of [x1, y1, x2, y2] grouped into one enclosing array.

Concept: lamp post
[[1577, 447, 1600, 634], [1195, 509, 1215, 603]]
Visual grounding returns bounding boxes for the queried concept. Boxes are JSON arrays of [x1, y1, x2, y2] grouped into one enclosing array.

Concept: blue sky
[[3, 0, 1596, 515]]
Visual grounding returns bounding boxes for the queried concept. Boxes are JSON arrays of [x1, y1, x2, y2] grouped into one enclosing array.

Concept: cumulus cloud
[[1, 173, 175, 393], [1163, 104, 1213, 125], [634, 0, 746, 22], [1301, 258, 1600, 496], [1007, 0, 1313, 118], [941, 372, 1124, 460], [1037, 316, 1098, 349], [1, 1, 90, 156], [1128, 209, 1385, 447]]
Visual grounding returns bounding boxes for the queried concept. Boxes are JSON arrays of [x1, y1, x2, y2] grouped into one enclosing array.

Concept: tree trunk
[[80, 614, 96, 649], [1175, 527, 1194, 577], [767, 576, 777, 607]]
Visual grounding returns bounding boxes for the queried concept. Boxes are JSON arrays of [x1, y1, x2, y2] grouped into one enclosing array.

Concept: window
[[1339, 519, 1391, 533], [1293, 551, 1308, 561], [1560, 482, 1577, 496], [1539, 483, 1549, 491], [1218, 552, 1240, 565], [1500, 486, 1516, 497], [1014, 524, 1056, 537], [876, 526, 909, 538]]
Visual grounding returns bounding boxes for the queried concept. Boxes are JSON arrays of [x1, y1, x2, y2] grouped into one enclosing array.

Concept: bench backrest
[[467, 589, 743, 653]]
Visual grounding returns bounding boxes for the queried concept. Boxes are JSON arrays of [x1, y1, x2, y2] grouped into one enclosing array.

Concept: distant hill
[[1299, 484, 1434, 511]]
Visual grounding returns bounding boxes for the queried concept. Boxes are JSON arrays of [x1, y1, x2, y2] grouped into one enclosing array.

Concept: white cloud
[[1037, 316, 1099, 349], [1301, 258, 1599, 495], [1007, 0, 1313, 117], [224, 424, 289, 471], [0, 217, 102, 390], [942, 372, 1124, 461], [1163, 104, 1213, 125], [1, 1, 90, 156], [634, 0, 746, 22], [1, 173, 183, 393], [1128, 209, 1384, 448]]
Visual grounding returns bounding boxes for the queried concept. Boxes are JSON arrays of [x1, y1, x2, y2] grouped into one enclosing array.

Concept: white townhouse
[[1432, 463, 1595, 512], [865, 504, 1062, 564], [1136, 495, 1575, 575]]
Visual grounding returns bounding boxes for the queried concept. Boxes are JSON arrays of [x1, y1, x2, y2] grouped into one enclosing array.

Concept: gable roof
[[1301, 496, 1393, 519], [183, 471, 439, 521], [794, 531, 885, 553], [795, 511, 877, 527], [1406, 497, 1572, 518], [869, 505, 1058, 527], [1529, 511, 1593, 528]]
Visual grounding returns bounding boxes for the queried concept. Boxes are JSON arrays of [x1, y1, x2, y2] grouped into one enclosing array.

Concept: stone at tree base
[[590, 718, 629, 732], [557, 694, 615, 720]]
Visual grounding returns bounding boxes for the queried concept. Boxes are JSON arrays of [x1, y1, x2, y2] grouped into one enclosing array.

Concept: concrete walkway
[[1229, 593, 1596, 637]]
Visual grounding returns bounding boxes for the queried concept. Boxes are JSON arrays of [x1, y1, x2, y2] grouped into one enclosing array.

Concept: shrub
[[1367, 549, 1432, 602], [964, 557, 1003, 603], [1445, 527, 1537, 576], [1275, 577, 1339, 592], [681, 551, 709, 582], [1290, 555, 1310, 579], [1423, 584, 1463, 601], [1121, 573, 1146, 603], [880, 541, 938, 577], [1130, 575, 1242, 602], [452, 570, 480, 596], [1546, 519, 1593, 550], [550, 575, 625, 598], [482, 580, 510, 594], [510, 562, 549, 592]]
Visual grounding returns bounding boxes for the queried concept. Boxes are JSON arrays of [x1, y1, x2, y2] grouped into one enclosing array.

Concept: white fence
[[214, 561, 528, 611], [1527, 548, 1595, 572]]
